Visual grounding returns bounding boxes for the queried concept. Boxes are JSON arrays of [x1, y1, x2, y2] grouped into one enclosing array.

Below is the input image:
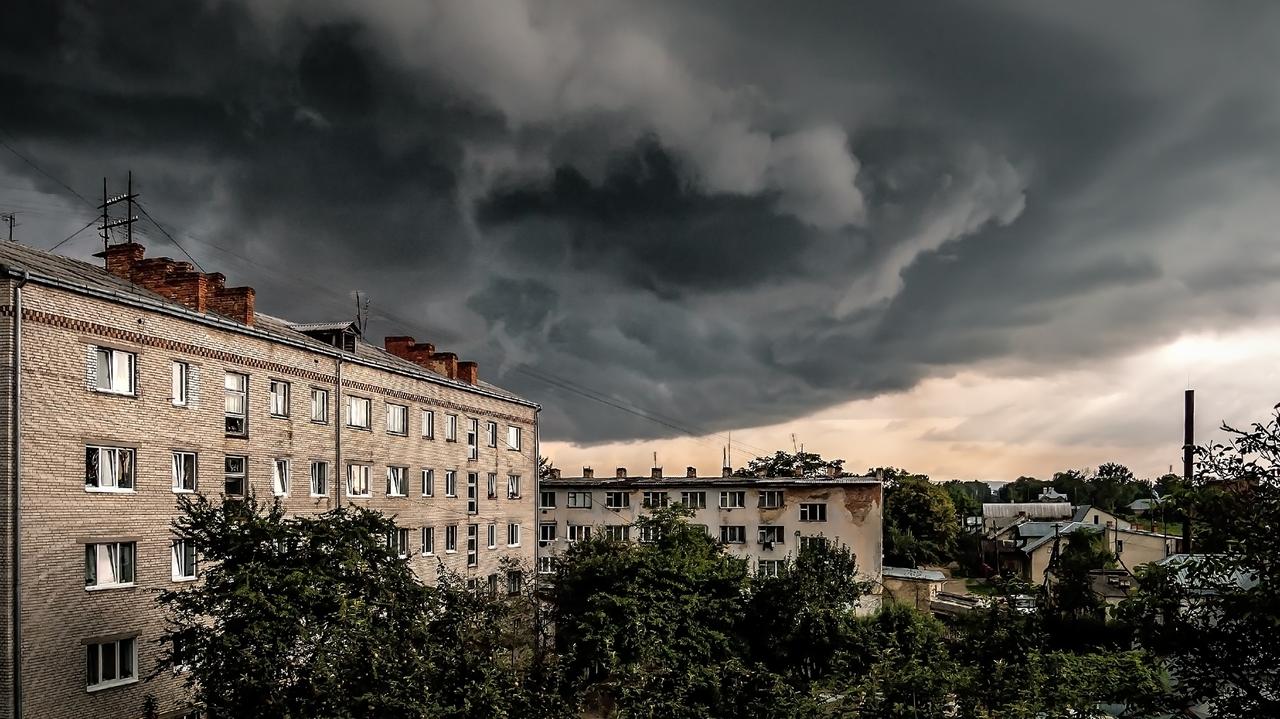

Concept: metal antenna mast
[[98, 172, 138, 251]]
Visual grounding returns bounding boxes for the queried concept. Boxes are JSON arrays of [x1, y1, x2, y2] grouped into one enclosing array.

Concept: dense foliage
[[882, 474, 958, 567], [733, 449, 846, 478]]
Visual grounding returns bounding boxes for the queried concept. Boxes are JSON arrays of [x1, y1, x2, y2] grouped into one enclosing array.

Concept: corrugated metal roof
[[883, 567, 947, 582], [982, 502, 1073, 519], [1020, 522, 1100, 554], [287, 320, 359, 333]]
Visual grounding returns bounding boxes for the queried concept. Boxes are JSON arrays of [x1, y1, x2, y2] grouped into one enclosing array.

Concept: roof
[[1128, 498, 1161, 511], [286, 320, 360, 333], [1020, 522, 1101, 554], [0, 241, 535, 408], [883, 567, 947, 582], [1155, 554, 1259, 593], [541, 475, 881, 488], [982, 502, 1073, 519]]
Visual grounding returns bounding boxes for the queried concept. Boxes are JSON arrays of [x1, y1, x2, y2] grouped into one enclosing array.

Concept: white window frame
[[567, 491, 592, 509], [171, 361, 189, 406], [386, 403, 408, 436], [387, 466, 407, 497], [487, 472, 498, 499], [758, 559, 783, 577], [421, 526, 435, 555], [271, 458, 290, 497], [539, 490, 556, 509], [487, 523, 497, 549], [347, 395, 371, 429], [390, 528, 410, 559], [224, 455, 247, 496], [799, 503, 827, 522], [507, 425, 522, 451], [445, 470, 457, 497], [86, 637, 137, 691], [507, 474, 521, 499], [346, 464, 371, 498], [758, 525, 785, 544], [506, 570, 522, 596], [538, 556, 555, 574], [605, 524, 630, 542], [269, 379, 290, 418], [507, 523, 521, 547], [486, 420, 498, 448], [94, 346, 136, 396], [224, 372, 248, 436], [445, 525, 458, 553], [719, 525, 746, 544], [605, 491, 630, 509], [85, 445, 135, 493], [171, 451, 197, 493], [758, 490, 784, 509], [466, 418, 479, 460], [466, 524, 479, 567], [681, 491, 707, 509], [310, 388, 329, 424], [466, 472, 479, 514], [421, 468, 435, 497], [643, 491, 668, 509], [310, 461, 329, 497], [422, 409, 435, 438], [445, 414, 458, 441], [720, 491, 746, 509], [84, 541, 136, 589], [567, 524, 591, 543], [539, 522, 556, 544], [171, 538, 197, 581]]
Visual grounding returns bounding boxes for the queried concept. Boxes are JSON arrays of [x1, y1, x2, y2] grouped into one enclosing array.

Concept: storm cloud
[[3, 1, 1279, 447]]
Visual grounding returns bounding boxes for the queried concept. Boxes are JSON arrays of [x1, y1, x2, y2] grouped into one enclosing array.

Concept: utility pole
[[97, 172, 138, 250], [0, 213, 14, 242]]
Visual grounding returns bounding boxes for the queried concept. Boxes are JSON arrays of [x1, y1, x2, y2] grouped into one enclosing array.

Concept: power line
[[0, 129, 95, 208], [48, 218, 99, 251], [135, 200, 205, 272]]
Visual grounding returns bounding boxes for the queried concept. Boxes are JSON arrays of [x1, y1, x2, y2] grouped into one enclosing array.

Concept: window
[[269, 380, 290, 417], [445, 414, 458, 441], [172, 539, 197, 581], [224, 372, 247, 436], [422, 409, 435, 438], [224, 455, 246, 496], [758, 490, 784, 509], [605, 491, 630, 509], [347, 396, 370, 429], [390, 528, 410, 559], [605, 525, 630, 542], [1116, 539, 1125, 554], [507, 425, 522, 451], [172, 451, 197, 493], [347, 464, 371, 498], [642, 491, 669, 509], [540, 491, 556, 509], [487, 473, 498, 499], [467, 524, 478, 567], [387, 404, 408, 435], [507, 523, 521, 546], [467, 472, 478, 514], [387, 466, 407, 497], [567, 525, 591, 543], [538, 556, 555, 574], [310, 461, 329, 497], [758, 525, 785, 545], [680, 491, 706, 509], [171, 361, 189, 406], [799, 503, 827, 522], [486, 421, 498, 447], [445, 470, 457, 497], [800, 536, 828, 551], [758, 560, 784, 577], [445, 525, 458, 553], [421, 527, 435, 555], [539, 522, 557, 544], [567, 491, 592, 509], [507, 474, 521, 499], [466, 418, 479, 460], [93, 347, 135, 395], [638, 524, 661, 543], [310, 388, 329, 423], [84, 542, 135, 588], [271, 459, 290, 496], [85, 446, 135, 491], [488, 573, 500, 596], [506, 570, 522, 595], [86, 637, 136, 690], [719, 525, 746, 544], [720, 491, 746, 509], [487, 523, 497, 549], [421, 469, 435, 497]]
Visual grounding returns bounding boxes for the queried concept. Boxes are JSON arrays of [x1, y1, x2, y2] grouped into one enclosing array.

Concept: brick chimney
[[686, 466, 697, 478], [382, 336, 479, 385], [616, 467, 627, 479], [651, 467, 663, 479], [582, 467, 594, 479], [95, 242, 254, 325], [549, 468, 561, 479], [722, 466, 732, 477]]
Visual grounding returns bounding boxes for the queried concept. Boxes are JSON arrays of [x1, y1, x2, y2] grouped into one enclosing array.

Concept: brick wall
[[1, 278, 14, 719], [10, 281, 538, 719]]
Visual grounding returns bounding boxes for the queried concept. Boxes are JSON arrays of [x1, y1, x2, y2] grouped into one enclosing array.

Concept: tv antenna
[[98, 172, 138, 251]]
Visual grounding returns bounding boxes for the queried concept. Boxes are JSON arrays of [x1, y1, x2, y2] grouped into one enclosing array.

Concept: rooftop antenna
[[97, 172, 138, 251], [0, 212, 15, 242], [352, 291, 370, 334], [791, 433, 798, 454]]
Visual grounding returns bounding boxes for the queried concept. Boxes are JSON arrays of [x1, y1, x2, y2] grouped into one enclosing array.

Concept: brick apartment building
[[0, 240, 539, 719], [538, 466, 883, 605]]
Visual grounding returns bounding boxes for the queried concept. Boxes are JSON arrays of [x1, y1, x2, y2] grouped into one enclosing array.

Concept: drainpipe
[[334, 352, 343, 510], [10, 269, 29, 719]]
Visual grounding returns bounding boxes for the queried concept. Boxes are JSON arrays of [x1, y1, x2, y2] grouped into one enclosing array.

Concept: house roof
[[541, 475, 881, 488], [1020, 522, 1101, 554], [883, 567, 947, 582], [982, 502, 1073, 519], [1127, 498, 1161, 511], [0, 241, 535, 408]]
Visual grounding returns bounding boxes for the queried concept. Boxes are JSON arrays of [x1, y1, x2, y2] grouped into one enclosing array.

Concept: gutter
[[334, 351, 343, 511], [0, 267, 540, 411], [8, 268, 28, 719]]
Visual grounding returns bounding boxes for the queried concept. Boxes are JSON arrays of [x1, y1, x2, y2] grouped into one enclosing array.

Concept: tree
[[538, 454, 557, 480], [1123, 408, 1280, 718], [1046, 529, 1114, 619], [999, 475, 1047, 502], [735, 450, 846, 479], [883, 475, 958, 568], [942, 479, 983, 520]]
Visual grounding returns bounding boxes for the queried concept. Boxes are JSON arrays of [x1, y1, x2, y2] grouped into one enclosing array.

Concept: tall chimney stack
[[1183, 389, 1194, 553]]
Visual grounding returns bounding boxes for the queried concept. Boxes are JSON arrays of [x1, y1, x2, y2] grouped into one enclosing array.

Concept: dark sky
[[3, 1, 1279, 459]]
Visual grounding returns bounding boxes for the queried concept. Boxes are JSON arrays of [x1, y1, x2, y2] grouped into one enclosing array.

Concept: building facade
[[537, 467, 883, 600], [0, 241, 539, 719]]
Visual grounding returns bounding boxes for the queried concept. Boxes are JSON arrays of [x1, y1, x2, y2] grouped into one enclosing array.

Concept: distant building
[[538, 466, 883, 607], [986, 517, 1182, 585], [1037, 487, 1069, 503], [981, 502, 1073, 532], [882, 566, 948, 612]]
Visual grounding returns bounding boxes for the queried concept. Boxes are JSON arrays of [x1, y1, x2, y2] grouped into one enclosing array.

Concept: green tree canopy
[[735, 450, 846, 478], [883, 475, 958, 568]]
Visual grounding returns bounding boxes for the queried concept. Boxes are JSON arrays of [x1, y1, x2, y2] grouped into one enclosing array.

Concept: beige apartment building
[[0, 240, 539, 719], [537, 467, 883, 601]]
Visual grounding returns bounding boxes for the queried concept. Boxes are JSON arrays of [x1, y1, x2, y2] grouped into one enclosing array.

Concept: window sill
[[507, 544, 521, 548], [346, 425, 372, 432], [346, 495, 371, 500], [445, 550, 457, 555], [421, 494, 434, 499], [388, 432, 408, 437], [445, 494, 457, 499], [92, 389, 137, 398], [171, 576, 197, 583], [87, 677, 138, 693], [538, 507, 555, 511], [85, 583, 135, 592], [309, 493, 329, 499], [172, 488, 196, 495], [310, 419, 330, 425], [170, 401, 188, 408], [388, 494, 406, 498], [225, 434, 249, 440], [422, 552, 435, 557], [273, 493, 289, 498], [487, 545, 497, 550], [85, 487, 135, 495]]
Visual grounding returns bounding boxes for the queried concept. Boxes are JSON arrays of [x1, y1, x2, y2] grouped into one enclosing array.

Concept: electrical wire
[[48, 218, 99, 251], [136, 201, 206, 272]]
